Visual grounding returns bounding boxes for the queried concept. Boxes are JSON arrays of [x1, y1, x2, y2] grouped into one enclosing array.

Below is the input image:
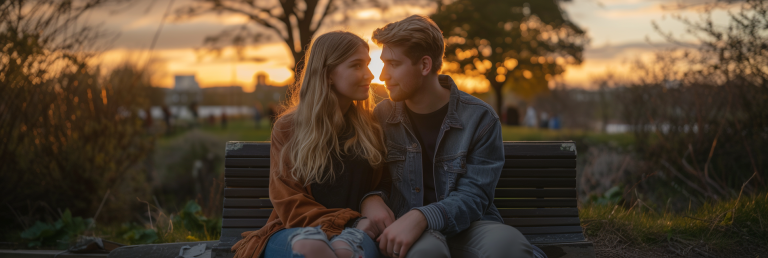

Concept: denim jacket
[[373, 75, 504, 237]]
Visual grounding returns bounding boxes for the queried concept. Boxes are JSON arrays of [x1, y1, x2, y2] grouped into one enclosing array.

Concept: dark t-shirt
[[310, 120, 374, 213], [406, 102, 449, 206]]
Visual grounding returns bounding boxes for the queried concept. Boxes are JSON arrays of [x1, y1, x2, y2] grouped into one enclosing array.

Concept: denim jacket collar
[[385, 75, 464, 129]]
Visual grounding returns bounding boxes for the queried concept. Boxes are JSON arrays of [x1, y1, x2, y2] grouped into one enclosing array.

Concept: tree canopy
[[431, 0, 588, 113]]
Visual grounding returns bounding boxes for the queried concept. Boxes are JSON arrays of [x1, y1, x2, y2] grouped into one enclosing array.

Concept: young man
[[359, 15, 536, 258]]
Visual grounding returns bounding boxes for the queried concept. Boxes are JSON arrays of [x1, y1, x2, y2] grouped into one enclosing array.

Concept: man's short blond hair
[[372, 15, 444, 74]]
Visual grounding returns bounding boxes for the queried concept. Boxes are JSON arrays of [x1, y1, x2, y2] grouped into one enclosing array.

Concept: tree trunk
[[292, 50, 306, 81], [491, 81, 504, 116]]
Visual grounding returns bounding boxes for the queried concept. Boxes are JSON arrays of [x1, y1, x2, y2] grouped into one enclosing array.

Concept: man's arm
[[378, 118, 504, 256], [414, 118, 504, 237], [358, 167, 395, 239]]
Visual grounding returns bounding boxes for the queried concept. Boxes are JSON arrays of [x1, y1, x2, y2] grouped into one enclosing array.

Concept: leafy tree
[[430, 0, 588, 114], [176, 0, 396, 75]]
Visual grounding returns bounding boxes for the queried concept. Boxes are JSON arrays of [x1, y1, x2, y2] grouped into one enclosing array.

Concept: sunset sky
[[91, 0, 734, 92]]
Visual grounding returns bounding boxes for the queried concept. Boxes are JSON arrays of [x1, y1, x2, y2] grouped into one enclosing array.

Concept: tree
[[1, 0, 154, 227], [176, 0, 391, 77], [619, 0, 767, 202], [430, 0, 588, 114]]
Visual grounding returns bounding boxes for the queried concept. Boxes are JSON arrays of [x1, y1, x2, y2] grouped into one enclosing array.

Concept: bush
[[614, 0, 767, 208], [20, 209, 92, 249], [1, 0, 156, 235]]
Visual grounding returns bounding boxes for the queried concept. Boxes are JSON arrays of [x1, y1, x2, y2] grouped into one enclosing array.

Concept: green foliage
[[1, 0, 156, 228], [20, 209, 92, 249], [617, 0, 768, 205], [172, 201, 221, 240], [589, 186, 625, 205], [116, 223, 158, 245], [431, 0, 588, 112]]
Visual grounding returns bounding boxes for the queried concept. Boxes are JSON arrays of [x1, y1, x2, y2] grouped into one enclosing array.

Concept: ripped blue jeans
[[262, 226, 380, 258]]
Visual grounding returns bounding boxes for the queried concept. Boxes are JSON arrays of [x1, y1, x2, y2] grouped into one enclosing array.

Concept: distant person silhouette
[[161, 105, 172, 135]]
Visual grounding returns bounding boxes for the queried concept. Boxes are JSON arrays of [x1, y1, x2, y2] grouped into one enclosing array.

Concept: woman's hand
[[359, 195, 394, 239], [355, 217, 377, 239]]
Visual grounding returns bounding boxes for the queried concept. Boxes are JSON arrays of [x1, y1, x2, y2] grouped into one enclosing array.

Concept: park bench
[[213, 141, 595, 258]]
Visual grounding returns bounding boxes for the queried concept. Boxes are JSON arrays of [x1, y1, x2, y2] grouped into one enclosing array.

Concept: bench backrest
[[219, 141, 583, 245]]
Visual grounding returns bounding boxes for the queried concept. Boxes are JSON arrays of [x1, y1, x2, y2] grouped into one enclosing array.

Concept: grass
[[500, 126, 635, 147], [186, 118, 636, 146], [580, 192, 768, 256], [198, 119, 273, 142]]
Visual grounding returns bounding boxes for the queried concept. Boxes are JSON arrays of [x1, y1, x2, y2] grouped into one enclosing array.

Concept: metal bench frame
[[213, 141, 595, 258]]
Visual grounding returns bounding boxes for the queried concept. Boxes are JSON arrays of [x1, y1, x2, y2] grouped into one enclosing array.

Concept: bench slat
[[223, 219, 269, 228], [223, 209, 273, 218], [495, 189, 576, 198], [225, 168, 270, 178], [224, 199, 578, 209], [525, 233, 586, 244], [221, 228, 260, 239], [225, 142, 270, 158], [515, 226, 584, 235], [224, 188, 270, 198], [496, 178, 576, 188], [504, 217, 581, 227], [500, 168, 576, 178], [225, 158, 270, 168], [224, 198, 273, 208], [225, 178, 269, 188], [224, 158, 576, 169], [225, 175, 577, 187], [494, 199, 577, 208], [223, 142, 577, 159], [220, 215, 580, 228], [503, 143, 576, 159], [503, 159, 576, 168], [498, 208, 579, 217]]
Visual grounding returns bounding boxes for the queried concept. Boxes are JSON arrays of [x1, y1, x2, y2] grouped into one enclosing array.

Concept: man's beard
[[388, 86, 414, 102]]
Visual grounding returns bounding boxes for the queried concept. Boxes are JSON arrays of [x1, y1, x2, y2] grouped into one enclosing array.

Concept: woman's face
[[329, 45, 374, 106]]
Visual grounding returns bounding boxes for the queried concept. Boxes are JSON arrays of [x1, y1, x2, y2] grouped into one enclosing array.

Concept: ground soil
[[592, 238, 768, 258]]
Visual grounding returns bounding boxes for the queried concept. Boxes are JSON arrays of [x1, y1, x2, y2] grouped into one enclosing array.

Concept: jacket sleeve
[[269, 119, 361, 237], [359, 166, 392, 208], [414, 118, 504, 237]]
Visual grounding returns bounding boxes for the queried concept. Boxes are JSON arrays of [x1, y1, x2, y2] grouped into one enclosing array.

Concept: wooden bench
[[213, 141, 595, 258]]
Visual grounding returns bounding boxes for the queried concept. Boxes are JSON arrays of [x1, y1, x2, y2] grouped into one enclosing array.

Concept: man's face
[[379, 45, 424, 102]]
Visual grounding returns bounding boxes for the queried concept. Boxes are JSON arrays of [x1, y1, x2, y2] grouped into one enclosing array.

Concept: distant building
[[253, 73, 289, 107], [166, 75, 202, 106], [201, 86, 246, 106]]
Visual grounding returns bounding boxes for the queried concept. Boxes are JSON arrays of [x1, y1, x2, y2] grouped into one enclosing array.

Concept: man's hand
[[377, 210, 427, 258], [359, 195, 394, 238]]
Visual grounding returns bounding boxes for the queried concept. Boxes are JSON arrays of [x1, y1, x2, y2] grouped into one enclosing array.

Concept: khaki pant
[[404, 220, 534, 258]]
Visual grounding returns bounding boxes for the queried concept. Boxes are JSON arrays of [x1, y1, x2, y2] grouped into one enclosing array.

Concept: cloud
[[584, 41, 689, 60], [561, 41, 698, 88]]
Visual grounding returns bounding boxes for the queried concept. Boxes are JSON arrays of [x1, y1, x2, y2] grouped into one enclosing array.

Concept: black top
[[310, 118, 375, 213], [406, 102, 449, 206]]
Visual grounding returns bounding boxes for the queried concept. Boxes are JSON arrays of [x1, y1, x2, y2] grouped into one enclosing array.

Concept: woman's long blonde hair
[[276, 31, 385, 186]]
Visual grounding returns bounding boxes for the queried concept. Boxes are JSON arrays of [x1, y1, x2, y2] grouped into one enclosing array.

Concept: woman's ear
[[420, 56, 433, 76]]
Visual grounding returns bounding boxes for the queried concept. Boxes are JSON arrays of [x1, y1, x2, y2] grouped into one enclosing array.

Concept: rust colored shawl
[[231, 118, 363, 258]]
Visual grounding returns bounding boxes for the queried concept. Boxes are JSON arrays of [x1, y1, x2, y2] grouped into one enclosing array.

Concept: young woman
[[231, 31, 391, 258]]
